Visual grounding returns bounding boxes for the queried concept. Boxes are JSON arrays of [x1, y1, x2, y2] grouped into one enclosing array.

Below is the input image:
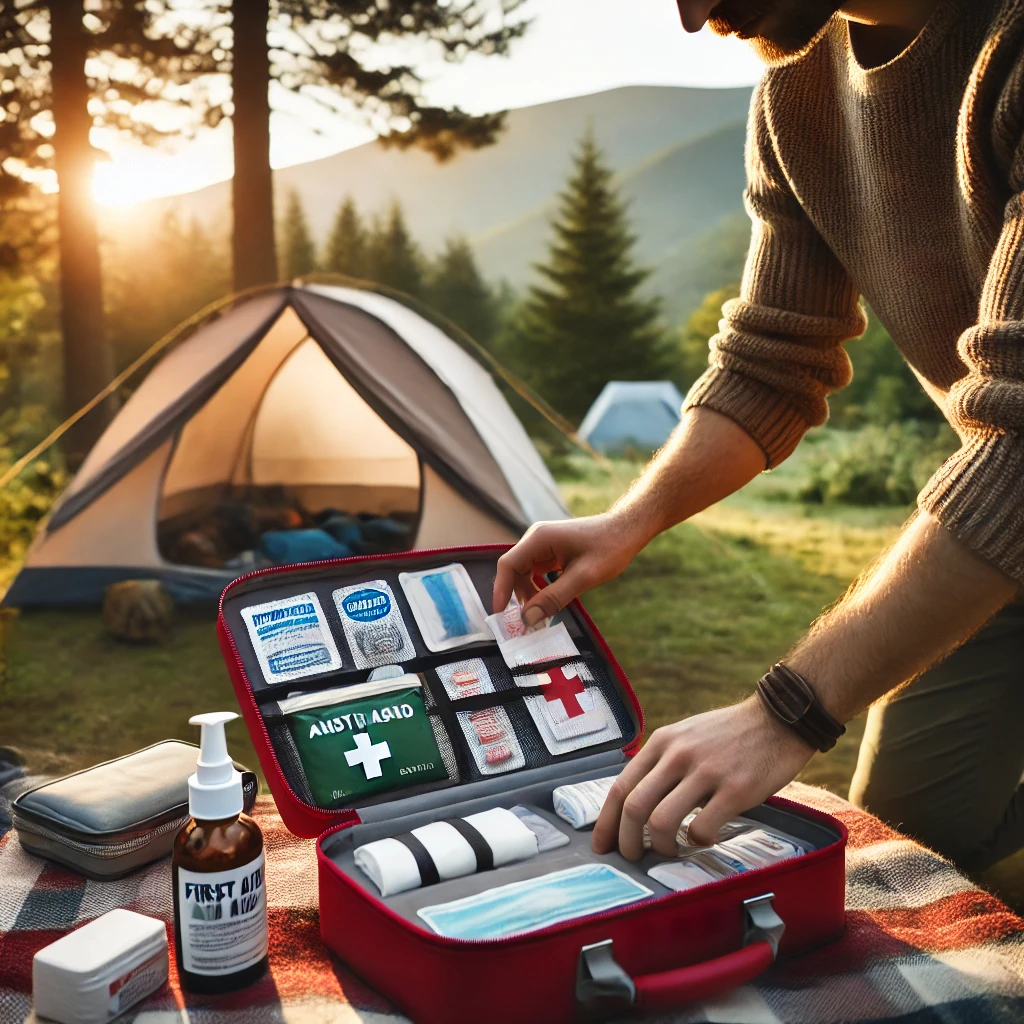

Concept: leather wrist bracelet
[[756, 662, 846, 753]]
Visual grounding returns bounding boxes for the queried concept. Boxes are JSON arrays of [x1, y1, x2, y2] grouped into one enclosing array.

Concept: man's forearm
[[787, 513, 1018, 722], [609, 406, 766, 543]]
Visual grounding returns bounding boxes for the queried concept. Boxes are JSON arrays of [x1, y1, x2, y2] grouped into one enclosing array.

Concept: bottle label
[[177, 851, 267, 976]]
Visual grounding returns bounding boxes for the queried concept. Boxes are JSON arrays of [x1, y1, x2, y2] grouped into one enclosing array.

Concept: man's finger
[[520, 560, 595, 623], [591, 734, 669, 854], [492, 528, 563, 612], [686, 788, 747, 848], [616, 763, 685, 862], [645, 776, 713, 857]]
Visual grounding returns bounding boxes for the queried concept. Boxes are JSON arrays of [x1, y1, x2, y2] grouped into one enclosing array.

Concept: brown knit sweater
[[685, 0, 1024, 583]]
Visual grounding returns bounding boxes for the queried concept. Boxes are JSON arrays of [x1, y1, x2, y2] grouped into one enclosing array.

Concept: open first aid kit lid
[[217, 545, 645, 839]]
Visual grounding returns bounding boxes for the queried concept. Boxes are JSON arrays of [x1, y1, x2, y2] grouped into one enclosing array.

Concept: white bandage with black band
[[354, 807, 544, 897]]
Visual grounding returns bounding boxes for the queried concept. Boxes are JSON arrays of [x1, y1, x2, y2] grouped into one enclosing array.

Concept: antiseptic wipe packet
[[280, 675, 447, 806], [242, 592, 343, 685]]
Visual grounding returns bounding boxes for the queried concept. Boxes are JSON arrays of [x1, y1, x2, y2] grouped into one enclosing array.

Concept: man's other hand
[[492, 512, 649, 625], [592, 697, 814, 860]]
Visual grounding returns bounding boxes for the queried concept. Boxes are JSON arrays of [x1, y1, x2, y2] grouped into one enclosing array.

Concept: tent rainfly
[[577, 381, 686, 454], [5, 284, 569, 608]]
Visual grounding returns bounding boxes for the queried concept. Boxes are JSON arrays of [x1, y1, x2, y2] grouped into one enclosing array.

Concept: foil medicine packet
[[435, 658, 496, 701], [333, 580, 416, 670], [400, 564, 491, 652], [242, 592, 343, 684], [486, 593, 550, 642], [280, 675, 447, 806]]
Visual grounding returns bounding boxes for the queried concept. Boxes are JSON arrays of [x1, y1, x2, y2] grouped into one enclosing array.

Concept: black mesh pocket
[[266, 718, 316, 806]]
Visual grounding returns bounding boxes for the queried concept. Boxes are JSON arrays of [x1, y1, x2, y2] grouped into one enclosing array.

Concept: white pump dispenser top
[[188, 712, 243, 821]]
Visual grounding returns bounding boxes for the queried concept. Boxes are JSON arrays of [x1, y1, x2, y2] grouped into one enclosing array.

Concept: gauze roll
[[355, 807, 540, 897]]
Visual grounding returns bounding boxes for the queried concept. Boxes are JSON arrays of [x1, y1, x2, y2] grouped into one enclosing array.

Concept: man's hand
[[592, 697, 814, 860], [492, 512, 649, 625], [492, 409, 767, 622]]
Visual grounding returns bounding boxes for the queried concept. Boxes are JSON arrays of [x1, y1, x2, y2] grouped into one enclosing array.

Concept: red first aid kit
[[217, 545, 847, 1023]]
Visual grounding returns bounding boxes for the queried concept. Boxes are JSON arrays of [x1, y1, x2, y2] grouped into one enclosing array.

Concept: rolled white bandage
[[552, 776, 617, 829], [354, 807, 539, 897]]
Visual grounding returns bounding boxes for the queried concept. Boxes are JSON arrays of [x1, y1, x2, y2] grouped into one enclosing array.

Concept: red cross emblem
[[540, 665, 588, 718]]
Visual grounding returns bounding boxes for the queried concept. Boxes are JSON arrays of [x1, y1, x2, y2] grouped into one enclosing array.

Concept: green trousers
[[849, 604, 1024, 872]]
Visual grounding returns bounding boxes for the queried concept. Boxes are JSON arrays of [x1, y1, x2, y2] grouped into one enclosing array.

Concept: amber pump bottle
[[172, 712, 268, 994]]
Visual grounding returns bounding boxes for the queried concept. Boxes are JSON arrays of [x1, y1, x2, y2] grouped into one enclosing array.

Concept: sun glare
[[91, 147, 232, 208]]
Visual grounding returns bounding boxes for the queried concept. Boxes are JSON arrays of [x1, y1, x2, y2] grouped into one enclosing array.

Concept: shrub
[[797, 423, 959, 506]]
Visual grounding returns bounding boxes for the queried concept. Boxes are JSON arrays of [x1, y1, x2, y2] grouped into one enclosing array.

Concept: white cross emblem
[[344, 732, 392, 779]]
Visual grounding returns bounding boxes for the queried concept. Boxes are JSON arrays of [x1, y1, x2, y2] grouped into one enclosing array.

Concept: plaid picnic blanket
[[2, 782, 1024, 1023]]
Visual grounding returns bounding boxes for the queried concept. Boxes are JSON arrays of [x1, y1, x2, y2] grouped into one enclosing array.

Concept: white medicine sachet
[[332, 579, 416, 670], [399, 563, 491, 652], [486, 593, 550, 642], [498, 621, 580, 669], [648, 859, 719, 892], [242, 592, 343, 684]]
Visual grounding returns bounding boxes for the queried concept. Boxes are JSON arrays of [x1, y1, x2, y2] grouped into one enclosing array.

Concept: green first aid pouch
[[279, 675, 448, 806]]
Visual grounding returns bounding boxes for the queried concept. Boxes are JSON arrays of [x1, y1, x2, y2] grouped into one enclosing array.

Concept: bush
[[797, 424, 959, 506], [0, 406, 67, 565]]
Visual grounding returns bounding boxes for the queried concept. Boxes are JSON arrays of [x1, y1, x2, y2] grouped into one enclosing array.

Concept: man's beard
[[706, 0, 845, 65]]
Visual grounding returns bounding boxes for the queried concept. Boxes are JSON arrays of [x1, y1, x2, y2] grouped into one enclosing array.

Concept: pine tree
[[279, 190, 317, 280], [323, 197, 367, 277], [367, 203, 424, 298], [678, 283, 740, 392], [427, 237, 498, 344], [513, 130, 669, 423]]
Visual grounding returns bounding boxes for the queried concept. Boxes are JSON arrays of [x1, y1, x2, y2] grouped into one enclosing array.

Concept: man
[[493, 0, 1024, 871]]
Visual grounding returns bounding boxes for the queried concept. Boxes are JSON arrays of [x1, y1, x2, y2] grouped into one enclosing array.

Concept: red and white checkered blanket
[[2, 783, 1024, 1023]]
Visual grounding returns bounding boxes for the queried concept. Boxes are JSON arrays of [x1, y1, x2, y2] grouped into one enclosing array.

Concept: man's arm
[[492, 406, 766, 624], [591, 512, 1018, 860]]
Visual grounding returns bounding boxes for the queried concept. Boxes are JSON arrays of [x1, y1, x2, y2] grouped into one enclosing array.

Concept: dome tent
[[578, 381, 685, 454], [5, 283, 568, 608]]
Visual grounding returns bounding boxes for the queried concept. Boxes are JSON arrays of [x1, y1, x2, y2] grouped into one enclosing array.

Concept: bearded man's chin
[[708, 2, 843, 67]]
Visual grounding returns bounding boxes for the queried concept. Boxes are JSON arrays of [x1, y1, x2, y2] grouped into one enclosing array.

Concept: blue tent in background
[[578, 381, 685, 454]]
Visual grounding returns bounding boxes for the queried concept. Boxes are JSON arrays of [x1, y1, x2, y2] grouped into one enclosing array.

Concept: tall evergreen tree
[[279, 190, 317, 280], [323, 197, 367, 277], [367, 203, 424, 298], [226, 1, 527, 291], [513, 130, 669, 423], [427, 236, 498, 344]]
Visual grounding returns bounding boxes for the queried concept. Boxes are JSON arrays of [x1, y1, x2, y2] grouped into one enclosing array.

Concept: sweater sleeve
[[917, 76, 1024, 584], [684, 78, 867, 467]]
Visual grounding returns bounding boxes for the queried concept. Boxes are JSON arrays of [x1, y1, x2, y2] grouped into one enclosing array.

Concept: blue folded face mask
[[417, 863, 652, 940]]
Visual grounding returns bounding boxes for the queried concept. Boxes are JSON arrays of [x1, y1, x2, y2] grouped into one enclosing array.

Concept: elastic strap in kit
[[394, 818, 494, 885], [756, 662, 845, 753], [395, 832, 441, 887], [442, 817, 494, 872]]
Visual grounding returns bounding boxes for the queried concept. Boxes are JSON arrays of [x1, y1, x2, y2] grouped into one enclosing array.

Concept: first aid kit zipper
[[14, 813, 188, 858]]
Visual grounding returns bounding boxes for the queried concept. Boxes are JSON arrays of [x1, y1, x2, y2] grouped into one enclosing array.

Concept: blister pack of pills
[[435, 658, 496, 701], [457, 705, 526, 775]]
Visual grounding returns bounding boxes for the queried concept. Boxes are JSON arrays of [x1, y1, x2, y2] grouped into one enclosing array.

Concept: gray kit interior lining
[[322, 762, 842, 928]]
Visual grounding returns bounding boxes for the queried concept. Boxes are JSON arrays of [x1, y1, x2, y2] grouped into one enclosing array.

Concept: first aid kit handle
[[576, 893, 784, 1015]]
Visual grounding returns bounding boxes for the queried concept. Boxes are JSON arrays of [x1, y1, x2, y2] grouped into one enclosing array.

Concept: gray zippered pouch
[[12, 740, 258, 880]]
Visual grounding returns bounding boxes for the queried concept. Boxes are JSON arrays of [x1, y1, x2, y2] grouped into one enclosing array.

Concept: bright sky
[[92, 0, 764, 207]]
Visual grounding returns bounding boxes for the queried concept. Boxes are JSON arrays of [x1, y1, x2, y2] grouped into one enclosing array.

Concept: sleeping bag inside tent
[[4, 284, 569, 607]]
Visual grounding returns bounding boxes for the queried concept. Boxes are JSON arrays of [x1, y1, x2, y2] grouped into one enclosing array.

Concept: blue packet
[[399, 564, 491, 652], [417, 863, 652, 940]]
